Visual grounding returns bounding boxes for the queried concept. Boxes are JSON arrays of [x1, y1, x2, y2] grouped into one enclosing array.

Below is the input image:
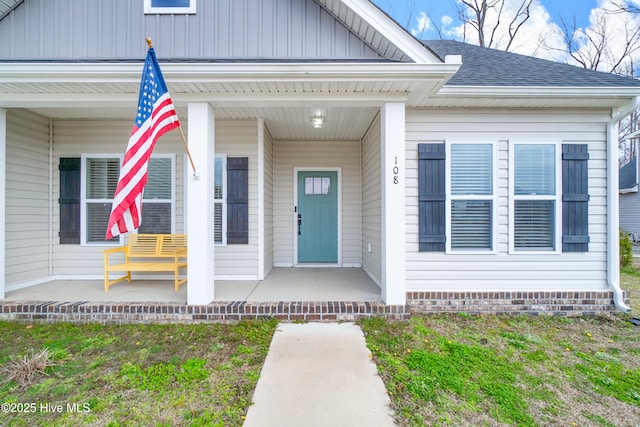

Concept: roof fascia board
[[0, 62, 461, 82], [337, 0, 441, 64], [438, 85, 640, 98]]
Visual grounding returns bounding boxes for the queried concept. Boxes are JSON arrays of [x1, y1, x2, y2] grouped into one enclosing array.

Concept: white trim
[[508, 140, 563, 254], [0, 109, 6, 300], [273, 262, 294, 268], [5, 276, 53, 292], [186, 102, 216, 305], [214, 275, 259, 281], [48, 118, 54, 277], [437, 86, 640, 98], [0, 62, 460, 81], [293, 167, 342, 266], [144, 0, 196, 14], [214, 154, 228, 246], [380, 103, 406, 305], [257, 118, 265, 280], [445, 139, 498, 254]]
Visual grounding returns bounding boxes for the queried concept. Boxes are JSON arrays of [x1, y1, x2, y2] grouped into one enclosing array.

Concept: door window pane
[[304, 176, 331, 195]]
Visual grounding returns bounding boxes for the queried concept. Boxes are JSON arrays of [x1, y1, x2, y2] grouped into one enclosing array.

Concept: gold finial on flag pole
[[146, 37, 153, 49]]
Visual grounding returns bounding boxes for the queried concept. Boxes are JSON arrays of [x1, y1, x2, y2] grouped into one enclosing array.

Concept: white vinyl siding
[[263, 125, 274, 277], [52, 119, 185, 277], [213, 120, 259, 278], [361, 113, 382, 285], [273, 139, 362, 267], [405, 109, 610, 292], [5, 109, 50, 286]]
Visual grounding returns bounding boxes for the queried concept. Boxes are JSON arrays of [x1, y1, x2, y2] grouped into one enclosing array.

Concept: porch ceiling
[[0, 61, 459, 140]]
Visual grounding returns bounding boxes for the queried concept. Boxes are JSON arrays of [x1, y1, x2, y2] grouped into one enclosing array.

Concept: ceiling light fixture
[[311, 115, 324, 129]]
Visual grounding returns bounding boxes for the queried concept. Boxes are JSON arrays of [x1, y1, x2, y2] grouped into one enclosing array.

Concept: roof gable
[[0, 0, 441, 63], [424, 39, 640, 88]]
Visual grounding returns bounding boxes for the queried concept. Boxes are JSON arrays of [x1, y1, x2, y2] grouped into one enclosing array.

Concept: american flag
[[105, 48, 179, 239]]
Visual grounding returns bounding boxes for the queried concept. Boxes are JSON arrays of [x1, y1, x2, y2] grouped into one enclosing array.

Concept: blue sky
[[369, 0, 640, 69], [372, 0, 598, 34]]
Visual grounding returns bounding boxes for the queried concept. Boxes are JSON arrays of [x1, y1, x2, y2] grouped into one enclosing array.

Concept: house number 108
[[393, 157, 399, 184]]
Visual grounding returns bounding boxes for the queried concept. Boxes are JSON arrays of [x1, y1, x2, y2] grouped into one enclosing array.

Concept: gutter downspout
[[607, 96, 640, 312]]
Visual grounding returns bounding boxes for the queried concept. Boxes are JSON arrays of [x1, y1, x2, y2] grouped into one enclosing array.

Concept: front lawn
[[361, 313, 640, 426], [0, 319, 278, 426]]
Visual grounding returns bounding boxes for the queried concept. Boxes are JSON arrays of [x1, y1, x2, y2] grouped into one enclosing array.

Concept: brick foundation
[[0, 291, 625, 324], [406, 291, 622, 315], [0, 301, 410, 324]]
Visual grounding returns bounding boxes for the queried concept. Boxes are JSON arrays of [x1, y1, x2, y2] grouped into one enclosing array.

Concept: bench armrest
[[104, 246, 127, 256], [104, 246, 127, 264]]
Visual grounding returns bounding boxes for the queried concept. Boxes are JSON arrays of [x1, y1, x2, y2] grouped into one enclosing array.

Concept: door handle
[[298, 214, 302, 236]]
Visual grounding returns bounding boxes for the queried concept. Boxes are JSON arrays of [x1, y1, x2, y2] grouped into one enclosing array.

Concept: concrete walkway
[[243, 322, 396, 427]]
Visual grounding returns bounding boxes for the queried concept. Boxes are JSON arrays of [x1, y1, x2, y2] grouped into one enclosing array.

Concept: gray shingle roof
[[423, 39, 640, 87]]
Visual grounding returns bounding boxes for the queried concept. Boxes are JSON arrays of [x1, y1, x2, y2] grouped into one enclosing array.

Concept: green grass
[[0, 319, 278, 426], [361, 313, 640, 426], [622, 261, 640, 311]]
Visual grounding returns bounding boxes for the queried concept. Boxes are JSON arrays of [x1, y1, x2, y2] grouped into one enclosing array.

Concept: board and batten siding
[[214, 120, 259, 278], [5, 109, 50, 287], [273, 139, 362, 266], [405, 109, 610, 291], [263, 124, 274, 277], [620, 192, 640, 235], [51, 119, 185, 278], [361, 113, 381, 286], [0, 0, 383, 60]]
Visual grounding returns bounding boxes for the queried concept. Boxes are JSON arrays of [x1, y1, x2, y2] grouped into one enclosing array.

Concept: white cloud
[[561, 0, 640, 74], [410, 11, 431, 37], [443, 0, 565, 58]]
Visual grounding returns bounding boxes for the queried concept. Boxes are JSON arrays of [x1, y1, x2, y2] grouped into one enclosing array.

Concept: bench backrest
[[127, 234, 187, 257]]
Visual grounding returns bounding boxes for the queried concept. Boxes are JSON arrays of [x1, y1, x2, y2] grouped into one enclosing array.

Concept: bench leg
[[104, 272, 132, 292]]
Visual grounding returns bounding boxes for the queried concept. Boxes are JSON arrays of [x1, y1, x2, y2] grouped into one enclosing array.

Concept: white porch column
[[187, 103, 215, 305], [380, 103, 406, 305], [0, 109, 6, 299]]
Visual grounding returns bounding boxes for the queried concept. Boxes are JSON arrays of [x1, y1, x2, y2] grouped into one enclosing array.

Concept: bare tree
[[455, 0, 533, 51], [556, 11, 640, 75], [608, 1, 640, 15]]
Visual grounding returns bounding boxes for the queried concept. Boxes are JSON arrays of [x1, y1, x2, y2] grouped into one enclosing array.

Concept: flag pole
[[146, 37, 199, 180]]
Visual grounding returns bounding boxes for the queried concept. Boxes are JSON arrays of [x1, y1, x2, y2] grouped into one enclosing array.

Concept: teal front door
[[297, 171, 338, 263]]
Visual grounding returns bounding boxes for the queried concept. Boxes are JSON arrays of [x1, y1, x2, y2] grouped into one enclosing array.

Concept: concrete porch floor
[[3, 268, 382, 303]]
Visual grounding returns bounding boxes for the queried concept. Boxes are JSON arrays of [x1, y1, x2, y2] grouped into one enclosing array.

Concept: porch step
[[0, 300, 410, 323]]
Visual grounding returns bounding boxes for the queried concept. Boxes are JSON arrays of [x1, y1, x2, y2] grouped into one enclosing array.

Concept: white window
[[214, 155, 227, 245], [446, 141, 497, 252], [509, 142, 562, 253], [81, 154, 175, 245], [144, 0, 196, 14]]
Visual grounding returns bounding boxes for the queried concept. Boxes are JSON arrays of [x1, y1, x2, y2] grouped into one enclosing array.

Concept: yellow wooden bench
[[103, 234, 187, 292]]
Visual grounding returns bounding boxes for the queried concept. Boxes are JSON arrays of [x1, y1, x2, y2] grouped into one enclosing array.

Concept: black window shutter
[[418, 143, 446, 252], [59, 157, 81, 244], [562, 144, 590, 252], [227, 157, 249, 244]]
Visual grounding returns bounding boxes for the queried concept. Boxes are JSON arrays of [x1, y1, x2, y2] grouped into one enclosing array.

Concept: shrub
[[620, 230, 633, 267]]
